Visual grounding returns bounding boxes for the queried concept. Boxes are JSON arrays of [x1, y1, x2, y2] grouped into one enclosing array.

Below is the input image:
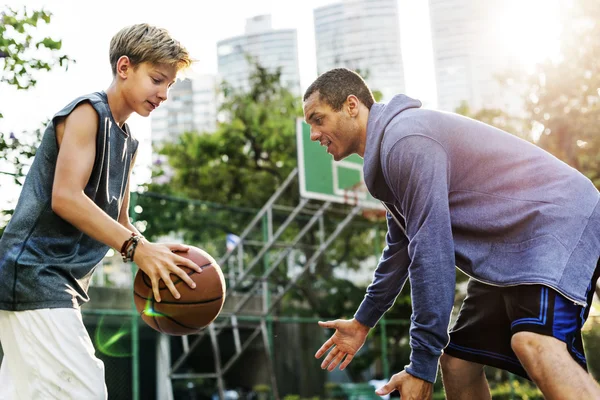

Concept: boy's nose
[[158, 87, 168, 102]]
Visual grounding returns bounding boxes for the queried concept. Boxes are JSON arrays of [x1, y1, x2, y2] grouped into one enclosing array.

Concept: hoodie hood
[[364, 94, 422, 202]]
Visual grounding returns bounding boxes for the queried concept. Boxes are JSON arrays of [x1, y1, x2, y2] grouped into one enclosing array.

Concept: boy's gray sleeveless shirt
[[0, 92, 138, 310]]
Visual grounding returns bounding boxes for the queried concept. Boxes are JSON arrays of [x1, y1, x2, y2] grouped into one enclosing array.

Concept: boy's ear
[[116, 55, 132, 79]]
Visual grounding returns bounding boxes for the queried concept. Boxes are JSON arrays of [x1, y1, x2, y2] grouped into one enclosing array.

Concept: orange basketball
[[133, 246, 226, 335]]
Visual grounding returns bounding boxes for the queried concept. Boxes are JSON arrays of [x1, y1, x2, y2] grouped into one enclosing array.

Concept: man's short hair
[[109, 23, 192, 75], [303, 68, 375, 110]]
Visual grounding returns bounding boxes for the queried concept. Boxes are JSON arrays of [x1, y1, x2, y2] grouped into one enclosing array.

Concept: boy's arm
[[52, 102, 201, 301], [118, 152, 142, 235], [52, 103, 135, 251]]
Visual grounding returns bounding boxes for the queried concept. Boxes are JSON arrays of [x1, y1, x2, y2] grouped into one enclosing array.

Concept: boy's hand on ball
[[134, 240, 202, 302], [133, 246, 225, 335]]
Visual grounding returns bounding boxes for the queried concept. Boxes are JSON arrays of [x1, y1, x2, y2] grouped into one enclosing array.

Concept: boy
[[0, 23, 201, 399]]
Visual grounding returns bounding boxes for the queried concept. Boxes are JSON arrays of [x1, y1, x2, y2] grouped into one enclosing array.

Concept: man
[[305, 68, 600, 399]]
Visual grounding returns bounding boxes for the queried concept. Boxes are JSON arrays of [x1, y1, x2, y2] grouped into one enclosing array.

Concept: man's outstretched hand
[[315, 318, 370, 371]]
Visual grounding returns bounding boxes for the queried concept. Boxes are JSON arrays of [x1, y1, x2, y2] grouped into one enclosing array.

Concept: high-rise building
[[217, 15, 301, 95], [150, 73, 219, 147], [429, 0, 524, 113], [313, 0, 406, 101]]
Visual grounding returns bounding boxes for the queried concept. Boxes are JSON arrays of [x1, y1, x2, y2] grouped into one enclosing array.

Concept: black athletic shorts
[[445, 262, 600, 380]]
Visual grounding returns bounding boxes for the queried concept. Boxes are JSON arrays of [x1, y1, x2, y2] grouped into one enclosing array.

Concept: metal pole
[[237, 240, 244, 282], [231, 316, 242, 353], [209, 324, 226, 399], [265, 205, 361, 315], [156, 334, 174, 400], [262, 213, 275, 365], [224, 201, 330, 319], [129, 191, 140, 400], [261, 319, 279, 400], [315, 214, 325, 274], [230, 198, 309, 291], [262, 211, 276, 400], [218, 168, 298, 265]]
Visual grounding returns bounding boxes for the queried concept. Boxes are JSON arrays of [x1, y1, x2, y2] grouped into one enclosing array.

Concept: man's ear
[[116, 55, 132, 79], [346, 95, 360, 117]]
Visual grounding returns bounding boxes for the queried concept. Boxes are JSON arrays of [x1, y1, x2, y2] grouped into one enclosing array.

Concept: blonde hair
[[109, 23, 192, 75]]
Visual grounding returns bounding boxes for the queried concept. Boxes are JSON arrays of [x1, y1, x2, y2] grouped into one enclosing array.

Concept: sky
[[0, 0, 561, 205], [0, 0, 436, 194]]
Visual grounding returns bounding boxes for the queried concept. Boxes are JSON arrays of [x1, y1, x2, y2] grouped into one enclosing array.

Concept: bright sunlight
[[489, 0, 562, 72]]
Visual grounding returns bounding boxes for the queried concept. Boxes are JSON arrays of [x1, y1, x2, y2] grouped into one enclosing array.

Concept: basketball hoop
[[361, 208, 387, 222], [342, 186, 357, 206], [341, 182, 386, 222], [342, 182, 365, 207]]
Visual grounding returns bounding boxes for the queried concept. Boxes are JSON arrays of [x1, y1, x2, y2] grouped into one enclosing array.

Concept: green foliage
[[583, 321, 600, 379], [519, 0, 600, 187], [0, 7, 72, 90], [253, 383, 271, 393], [0, 6, 74, 235], [154, 61, 301, 208], [137, 60, 305, 257], [0, 124, 44, 234], [0, 123, 43, 183], [489, 380, 543, 400], [454, 101, 528, 139]]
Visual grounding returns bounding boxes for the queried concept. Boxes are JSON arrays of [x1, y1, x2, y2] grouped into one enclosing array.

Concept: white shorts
[[0, 308, 107, 400]]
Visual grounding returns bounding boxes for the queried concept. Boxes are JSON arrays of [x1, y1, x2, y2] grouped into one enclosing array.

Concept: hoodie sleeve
[[354, 208, 410, 327], [384, 134, 455, 384]]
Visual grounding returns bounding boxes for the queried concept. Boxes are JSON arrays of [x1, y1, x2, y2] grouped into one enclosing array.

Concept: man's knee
[[511, 331, 566, 379], [511, 331, 538, 356], [510, 331, 553, 360]]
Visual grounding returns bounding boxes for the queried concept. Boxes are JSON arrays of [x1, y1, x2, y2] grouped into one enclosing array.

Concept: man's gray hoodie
[[354, 95, 600, 383]]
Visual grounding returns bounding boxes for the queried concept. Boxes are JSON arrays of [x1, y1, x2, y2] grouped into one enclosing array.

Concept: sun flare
[[488, 0, 562, 72]]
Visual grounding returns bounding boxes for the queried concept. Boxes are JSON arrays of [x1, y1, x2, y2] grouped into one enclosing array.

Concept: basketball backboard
[[296, 118, 383, 210]]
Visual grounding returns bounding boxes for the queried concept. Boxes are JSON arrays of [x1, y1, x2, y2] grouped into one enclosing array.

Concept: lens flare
[[142, 297, 164, 318], [94, 315, 132, 357]]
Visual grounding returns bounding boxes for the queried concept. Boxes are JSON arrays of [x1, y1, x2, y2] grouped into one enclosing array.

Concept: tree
[[0, 7, 71, 91], [454, 101, 528, 139], [155, 60, 301, 207], [520, 0, 600, 185], [0, 6, 74, 234], [136, 59, 410, 383]]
